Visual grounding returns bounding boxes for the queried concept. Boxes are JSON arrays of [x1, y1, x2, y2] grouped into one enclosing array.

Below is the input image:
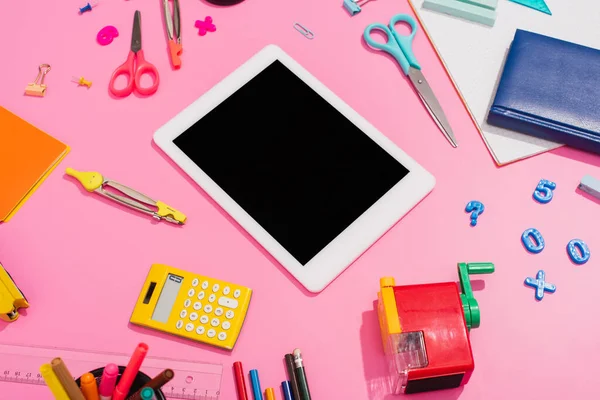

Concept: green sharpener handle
[[458, 262, 494, 330]]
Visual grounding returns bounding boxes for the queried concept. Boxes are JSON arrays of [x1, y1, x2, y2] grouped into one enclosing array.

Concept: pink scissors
[[109, 10, 159, 97]]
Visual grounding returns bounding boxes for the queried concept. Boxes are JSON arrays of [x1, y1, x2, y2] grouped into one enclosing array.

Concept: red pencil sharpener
[[377, 262, 494, 394]]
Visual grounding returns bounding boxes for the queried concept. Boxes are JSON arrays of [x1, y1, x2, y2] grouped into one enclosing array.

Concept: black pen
[[293, 349, 311, 400], [285, 353, 301, 400]]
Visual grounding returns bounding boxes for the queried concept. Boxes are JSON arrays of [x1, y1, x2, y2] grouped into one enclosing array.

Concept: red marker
[[112, 343, 149, 400], [233, 362, 249, 400]]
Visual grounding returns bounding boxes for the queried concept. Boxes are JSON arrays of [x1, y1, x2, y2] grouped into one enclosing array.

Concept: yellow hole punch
[[0, 263, 29, 322], [65, 168, 186, 225]]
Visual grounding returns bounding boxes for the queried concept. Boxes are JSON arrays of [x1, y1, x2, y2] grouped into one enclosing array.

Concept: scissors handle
[[363, 14, 421, 75], [168, 40, 183, 69], [109, 51, 136, 97], [133, 50, 160, 96]]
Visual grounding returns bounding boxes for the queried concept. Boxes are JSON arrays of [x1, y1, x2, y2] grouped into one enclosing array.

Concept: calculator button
[[184, 299, 191, 308], [180, 310, 187, 319], [190, 312, 199, 321], [176, 320, 184, 329], [233, 289, 241, 298], [222, 321, 231, 330], [204, 304, 213, 313], [223, 286, 231, 295], [215, 307, 224, 316], [211, 318, 220, 327], [212, 283, 220, 293], [207, 329, 216, 338], [218, 297, 239, 309], [198, 291, 205, 300], [192, 278, 199, 287], [200, 315, 209, 324], [218, 332, 227, 341], [196, 326, 205, 335], [201, 281, 209, 289], [226, 310, 235, 319], [187, 288, 195, 297], [185, 323, 194, 332], [208, 294, 216, 303]]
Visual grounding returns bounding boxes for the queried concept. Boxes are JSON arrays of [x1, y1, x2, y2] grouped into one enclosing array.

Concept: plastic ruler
[[0, 343, 222, 400]]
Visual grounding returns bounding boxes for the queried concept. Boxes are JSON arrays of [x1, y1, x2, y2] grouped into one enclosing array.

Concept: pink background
[[1, 0, 600, 399]]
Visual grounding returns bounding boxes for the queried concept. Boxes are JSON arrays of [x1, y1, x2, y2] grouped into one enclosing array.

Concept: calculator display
[[151, 274, 183, 323]]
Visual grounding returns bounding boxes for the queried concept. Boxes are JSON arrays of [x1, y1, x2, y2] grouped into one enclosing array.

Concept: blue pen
[[282, 381, 294, 400], [250, 369, 263, 400]]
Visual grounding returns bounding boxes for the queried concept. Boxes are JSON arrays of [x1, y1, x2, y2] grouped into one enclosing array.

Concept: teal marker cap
[[140, 387, 156, 400]]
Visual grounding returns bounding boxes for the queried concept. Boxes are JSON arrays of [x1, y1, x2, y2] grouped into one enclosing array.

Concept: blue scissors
[[364, 14, 457, 147]]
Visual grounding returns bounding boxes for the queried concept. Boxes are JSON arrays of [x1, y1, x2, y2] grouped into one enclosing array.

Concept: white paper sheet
[[410, 0, 600, 165]]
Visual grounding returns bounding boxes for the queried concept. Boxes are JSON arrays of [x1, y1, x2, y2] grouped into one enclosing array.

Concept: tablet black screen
[[173, 60, 409, 265]]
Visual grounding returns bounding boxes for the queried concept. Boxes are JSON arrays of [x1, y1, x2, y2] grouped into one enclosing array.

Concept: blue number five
[[533, 179, 556, 203]]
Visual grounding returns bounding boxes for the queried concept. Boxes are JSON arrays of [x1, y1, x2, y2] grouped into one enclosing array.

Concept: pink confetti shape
[[97, 25, 119, 46], [195, 17, 216, 36]]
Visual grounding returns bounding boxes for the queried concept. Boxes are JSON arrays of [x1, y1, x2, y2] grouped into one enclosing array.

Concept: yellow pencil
[[40, 364, 70, 400], [265, 387, 276, 400]]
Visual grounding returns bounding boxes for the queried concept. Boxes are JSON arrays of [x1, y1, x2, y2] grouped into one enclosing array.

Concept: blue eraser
[[423, 0, 497, 26], [343, 0, 361, 15], [579, 174, 600, 199]]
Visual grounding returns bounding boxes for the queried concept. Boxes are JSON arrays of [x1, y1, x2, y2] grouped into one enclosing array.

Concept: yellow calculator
[[130, 264, 252, 350]]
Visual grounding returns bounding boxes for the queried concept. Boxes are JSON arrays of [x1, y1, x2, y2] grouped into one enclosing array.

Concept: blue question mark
[[465, 201, 485, 226]]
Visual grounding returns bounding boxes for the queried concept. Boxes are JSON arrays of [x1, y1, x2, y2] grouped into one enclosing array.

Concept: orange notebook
[[0, 107, 70, 222]]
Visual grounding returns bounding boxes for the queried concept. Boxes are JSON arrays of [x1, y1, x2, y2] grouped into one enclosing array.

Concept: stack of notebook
[[0, 106, 70, 222], [487, 29, 600, 154]]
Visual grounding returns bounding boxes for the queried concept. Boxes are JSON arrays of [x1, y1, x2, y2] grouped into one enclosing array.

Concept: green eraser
[[459, 0, 498, 10], [423, 0, 497, 26]]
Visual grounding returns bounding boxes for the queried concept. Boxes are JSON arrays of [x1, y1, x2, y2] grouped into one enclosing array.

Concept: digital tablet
[[153, 45, 435, 293]]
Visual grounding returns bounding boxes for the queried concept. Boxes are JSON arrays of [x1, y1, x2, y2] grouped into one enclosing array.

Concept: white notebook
[[410, 0, 600, 165]]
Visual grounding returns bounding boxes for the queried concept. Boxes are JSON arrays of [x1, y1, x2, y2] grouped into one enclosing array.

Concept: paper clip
[[25, 64, 51, 97], [343, 0, 373, 16], [293, 23, 314, 40]]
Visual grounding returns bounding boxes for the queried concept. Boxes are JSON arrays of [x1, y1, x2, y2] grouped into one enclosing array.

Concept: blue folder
[[487, 29, 600, 155]]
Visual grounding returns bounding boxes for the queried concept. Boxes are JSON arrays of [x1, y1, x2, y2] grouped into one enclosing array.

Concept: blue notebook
[[487, 29, 600, 155]]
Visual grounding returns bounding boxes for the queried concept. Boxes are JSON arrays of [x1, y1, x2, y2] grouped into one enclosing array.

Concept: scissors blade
[[173, 0, 181, 42], [130, 10, 142, 53], [408, 68, 458, 148], [162, 0, 174, 40]]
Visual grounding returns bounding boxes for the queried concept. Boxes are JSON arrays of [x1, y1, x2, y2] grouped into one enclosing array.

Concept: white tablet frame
[[153, 45, 435, 293]]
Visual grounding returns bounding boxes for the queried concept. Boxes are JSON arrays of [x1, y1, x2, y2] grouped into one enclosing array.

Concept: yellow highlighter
[[40, 364, 70, 400], [65, 168, 186, 225]]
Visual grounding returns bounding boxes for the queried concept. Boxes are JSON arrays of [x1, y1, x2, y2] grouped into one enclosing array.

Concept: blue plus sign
[[524, 270, 556, 301]]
